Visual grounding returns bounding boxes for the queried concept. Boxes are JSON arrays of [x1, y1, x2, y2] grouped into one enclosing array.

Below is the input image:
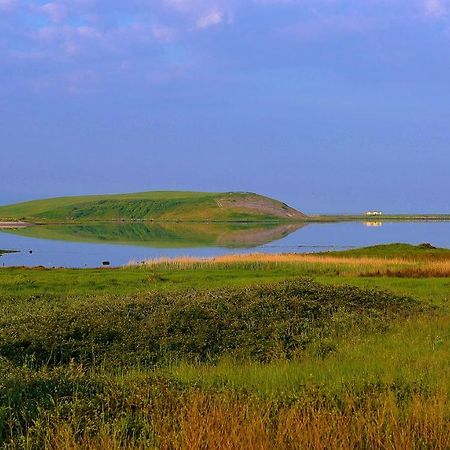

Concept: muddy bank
[[0, 222, 33, 229], [0, 249, 18, 255]]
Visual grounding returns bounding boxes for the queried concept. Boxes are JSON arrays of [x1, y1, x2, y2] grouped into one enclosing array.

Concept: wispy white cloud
[[163, 0, 227, 13], [196, 10, 224, 29], [4, 0, 450, 63], [163, 0, 233, 29], [163, 0, 198, 13], [3, 0, 450, 94], [39, 2, 68, 23], [28, 20, 178, 60], [151, 25, 177, 42], [0, 0, 17, 12], [423, 0, 449, 18], [281, 13, 381, 41]]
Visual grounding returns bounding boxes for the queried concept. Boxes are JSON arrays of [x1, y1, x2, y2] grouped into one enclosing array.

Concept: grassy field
[[0, 244, 449, 448], [0, 191, 305, 223]]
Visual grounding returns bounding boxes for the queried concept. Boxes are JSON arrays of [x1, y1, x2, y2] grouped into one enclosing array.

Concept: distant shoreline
[[0, 215, 449, 227], [305, 214, 450, 223]]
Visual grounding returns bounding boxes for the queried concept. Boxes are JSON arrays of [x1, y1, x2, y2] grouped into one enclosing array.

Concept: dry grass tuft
[[24, 392, 450, 450], [131, 253, 409, 268], [130, 253, 450, 278]]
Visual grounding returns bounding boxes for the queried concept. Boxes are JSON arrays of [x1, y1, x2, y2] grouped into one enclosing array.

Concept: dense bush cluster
[[0, 279, 418, 367]]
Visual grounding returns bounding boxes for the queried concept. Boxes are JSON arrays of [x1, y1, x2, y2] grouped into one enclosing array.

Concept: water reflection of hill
[[3, 222, 305, 248]]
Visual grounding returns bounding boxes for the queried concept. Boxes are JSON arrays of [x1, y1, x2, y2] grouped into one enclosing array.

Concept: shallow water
[[0, 221, 448, 268]]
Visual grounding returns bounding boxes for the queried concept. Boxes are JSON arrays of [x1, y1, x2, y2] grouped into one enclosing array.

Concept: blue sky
[[1, 0, 449, 213]]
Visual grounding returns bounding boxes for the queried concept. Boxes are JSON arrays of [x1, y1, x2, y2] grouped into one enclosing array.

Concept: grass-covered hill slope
[[0, 191, 306, 223]]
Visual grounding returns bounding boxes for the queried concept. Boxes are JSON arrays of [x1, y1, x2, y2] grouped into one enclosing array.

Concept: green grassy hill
[[0, 191, 306, 223]]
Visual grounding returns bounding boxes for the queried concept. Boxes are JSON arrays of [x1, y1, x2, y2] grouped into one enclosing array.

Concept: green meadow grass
[[164, 313, 450, 399], [0, 243, 448, 447]]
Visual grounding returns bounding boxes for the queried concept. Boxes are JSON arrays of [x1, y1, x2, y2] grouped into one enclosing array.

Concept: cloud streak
[[196, 10, 226, 29], [423, 0, 449, 17], [0, 0, 17, 12], [2, 0, 450, 93], [39, 2, 68, 23]]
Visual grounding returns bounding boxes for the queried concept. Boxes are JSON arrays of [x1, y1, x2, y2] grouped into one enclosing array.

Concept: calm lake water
[[0, 221, 449, 268]]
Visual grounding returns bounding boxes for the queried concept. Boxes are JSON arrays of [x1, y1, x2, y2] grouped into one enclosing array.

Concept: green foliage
[[0, 359, 104, 444], [0, 279, 419, 368]]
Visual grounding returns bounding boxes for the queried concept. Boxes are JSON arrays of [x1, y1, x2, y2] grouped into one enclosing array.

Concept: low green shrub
[[0, 279, 419, 368]]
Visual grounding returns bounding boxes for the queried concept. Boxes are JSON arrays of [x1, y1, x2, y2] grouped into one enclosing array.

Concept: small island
[[0, 191, 306, 223]]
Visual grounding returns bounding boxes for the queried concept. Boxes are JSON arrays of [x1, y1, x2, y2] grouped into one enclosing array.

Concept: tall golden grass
[[132, 253, 410, 265], [26, 391, 450, 450], [129, 253, 450, 277], [131, 253, 409, 268]]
